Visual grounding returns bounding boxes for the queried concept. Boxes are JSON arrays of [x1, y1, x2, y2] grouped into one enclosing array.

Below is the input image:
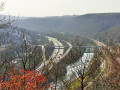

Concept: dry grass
[[88, 39, 120, 90]]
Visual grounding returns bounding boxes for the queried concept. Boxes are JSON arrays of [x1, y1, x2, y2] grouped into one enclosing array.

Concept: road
[[36, 36, 65, 72], [47, 37, 64, 62], [36, 36, 73, 73], [62, 42, 72, 58]]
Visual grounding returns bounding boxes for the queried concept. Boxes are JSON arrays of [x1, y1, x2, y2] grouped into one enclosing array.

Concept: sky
[[1, 0, 120, 17]]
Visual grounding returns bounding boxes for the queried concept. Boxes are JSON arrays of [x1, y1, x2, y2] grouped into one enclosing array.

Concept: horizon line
[[1, 12, 120, 18]]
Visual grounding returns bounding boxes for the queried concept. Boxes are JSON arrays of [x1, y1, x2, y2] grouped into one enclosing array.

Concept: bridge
[[51, 46, 103, 49]]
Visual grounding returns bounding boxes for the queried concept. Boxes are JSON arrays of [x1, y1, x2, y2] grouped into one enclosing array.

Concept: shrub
[[0, 69, 50, 90]]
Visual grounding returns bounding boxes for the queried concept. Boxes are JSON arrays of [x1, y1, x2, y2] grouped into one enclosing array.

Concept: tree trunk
[[55, 75, 58, 90], [81, 76, 84, 90]]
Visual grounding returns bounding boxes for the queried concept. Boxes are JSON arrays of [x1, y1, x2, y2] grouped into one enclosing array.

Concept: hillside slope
[[105, 25, 120, 40], [93, 25, 120, 42], [19, 13, 120, 36]]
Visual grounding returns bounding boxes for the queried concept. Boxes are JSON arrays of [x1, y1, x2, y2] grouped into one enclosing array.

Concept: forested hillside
[[93, 25, 120, 42], [19, 13, 120, 36]]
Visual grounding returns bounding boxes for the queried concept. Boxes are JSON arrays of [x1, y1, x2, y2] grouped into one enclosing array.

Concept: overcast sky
[[1, 0, 120, 17]]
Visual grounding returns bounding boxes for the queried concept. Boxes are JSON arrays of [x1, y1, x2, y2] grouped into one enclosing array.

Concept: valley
[[0, 13, 120, 90]]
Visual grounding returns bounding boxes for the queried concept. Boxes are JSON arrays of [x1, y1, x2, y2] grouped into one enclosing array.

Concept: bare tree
[[13, 32, 44, 71], [55, 37, 103, 90], [0, 1, 17, 80]]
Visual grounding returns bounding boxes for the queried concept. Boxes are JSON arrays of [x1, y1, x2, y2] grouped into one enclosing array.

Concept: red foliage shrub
[[0, 69, 50, 90]]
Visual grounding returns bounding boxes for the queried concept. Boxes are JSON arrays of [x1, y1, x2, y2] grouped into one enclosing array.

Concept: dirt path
[[91, 39, 120, 87]]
